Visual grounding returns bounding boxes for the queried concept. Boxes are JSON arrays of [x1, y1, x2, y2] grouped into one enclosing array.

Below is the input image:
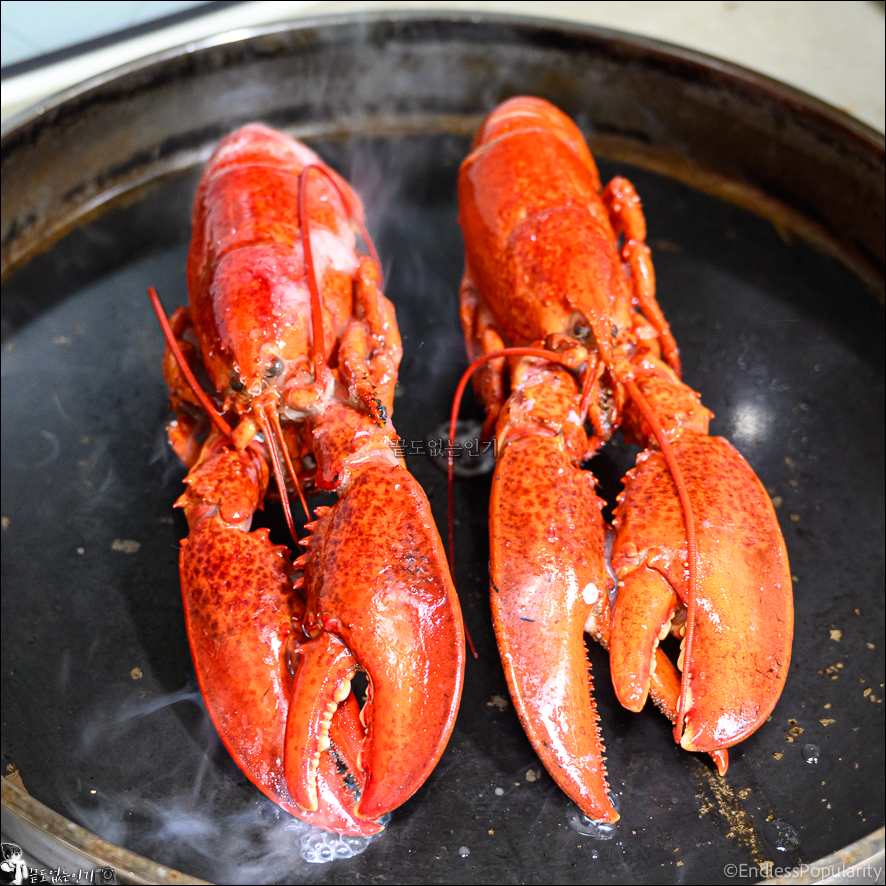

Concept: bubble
[[299, 829, 378, 864], [567, 795, 619, 841], [494, 787, 504, 796], [769, 821, 800, 852], [801, 744, 821, 763], [568, 811, 617, 841], [458, 845, 470, 857]]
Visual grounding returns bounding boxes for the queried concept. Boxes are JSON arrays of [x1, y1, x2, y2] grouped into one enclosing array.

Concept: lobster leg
[[280, 243, 465, 823], [601, 171, 791, 748], [469, 336, 618, 822], [338, 256, 402, 424], [602, 176, 680, 376], [176, 437, 382, 836]]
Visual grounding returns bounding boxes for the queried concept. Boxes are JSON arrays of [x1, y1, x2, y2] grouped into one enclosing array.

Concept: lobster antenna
[[622, 377, 698, 745], [299, 166, 332, 388], [299, 164, 386, 387], [266, 401, 312, 523], [148, 287, 233, 439], [253, 402, 301, 543]]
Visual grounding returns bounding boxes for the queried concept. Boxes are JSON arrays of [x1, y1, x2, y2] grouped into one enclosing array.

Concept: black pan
[[2, 12, 883, 885]]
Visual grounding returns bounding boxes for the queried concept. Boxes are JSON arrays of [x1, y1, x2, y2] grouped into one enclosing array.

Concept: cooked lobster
[[150, 124, 464, 835], [453, 96, 793, 823]]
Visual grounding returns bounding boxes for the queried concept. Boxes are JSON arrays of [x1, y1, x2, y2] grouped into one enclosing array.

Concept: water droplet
[[770, 821, 800, 852], [458, 845, 471, 857], [802, 744, 821, 763]]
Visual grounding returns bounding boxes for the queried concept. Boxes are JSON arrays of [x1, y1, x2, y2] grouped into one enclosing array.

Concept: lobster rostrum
[[151, 124, 465, 835], [453, 97, 793, 823]]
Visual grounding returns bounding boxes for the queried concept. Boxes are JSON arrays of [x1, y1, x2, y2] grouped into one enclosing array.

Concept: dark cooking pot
[[2, 12, 883, 885]]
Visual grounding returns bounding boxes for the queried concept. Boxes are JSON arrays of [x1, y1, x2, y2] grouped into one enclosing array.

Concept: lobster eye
[[265, 356, 284, 378], [230, 373, 245, 392], [568, 311, 592, 343]]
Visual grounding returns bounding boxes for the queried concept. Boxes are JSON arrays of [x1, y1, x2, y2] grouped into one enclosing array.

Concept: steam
[[68, 682, 383, 882]]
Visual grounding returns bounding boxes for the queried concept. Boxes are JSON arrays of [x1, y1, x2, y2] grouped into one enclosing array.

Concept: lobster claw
[[610, 430, 793, 751], [490, 431, 618, 823], [176, 440, 383, 836], [478, 358, 620, 823], [289, 456, 466, 820]]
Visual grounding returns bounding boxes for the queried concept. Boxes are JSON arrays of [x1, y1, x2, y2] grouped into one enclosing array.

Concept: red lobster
[[150, 124, 464, 835], [453, 97, 793, 823]]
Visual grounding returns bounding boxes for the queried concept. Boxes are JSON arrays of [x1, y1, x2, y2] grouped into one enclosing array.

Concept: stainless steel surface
[[2, 780, 206, 885]]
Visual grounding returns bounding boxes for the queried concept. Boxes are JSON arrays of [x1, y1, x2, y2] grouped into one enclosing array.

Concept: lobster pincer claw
[[176, 440, 383, 836], [284, 632, 361, 813], [610, 431, 793, 751], [490, 432, 618, 823], [481, 356, 619, 823], [292, 456, 466, 821]]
